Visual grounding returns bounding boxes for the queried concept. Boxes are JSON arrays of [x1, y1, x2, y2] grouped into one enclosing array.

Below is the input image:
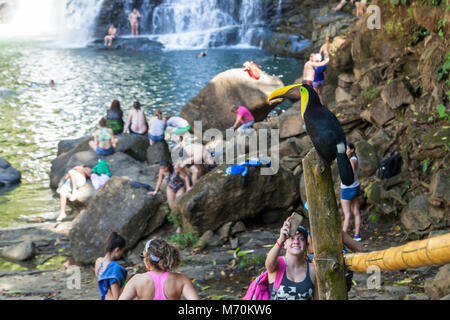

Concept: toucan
[[268, 84, 355, 186]]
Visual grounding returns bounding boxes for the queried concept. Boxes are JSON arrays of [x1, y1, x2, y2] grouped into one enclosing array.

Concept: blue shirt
[[313, 66, 327, 82]]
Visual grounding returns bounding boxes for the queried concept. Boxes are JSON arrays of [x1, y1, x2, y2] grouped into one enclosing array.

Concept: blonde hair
[[143, 239, 180, 272]]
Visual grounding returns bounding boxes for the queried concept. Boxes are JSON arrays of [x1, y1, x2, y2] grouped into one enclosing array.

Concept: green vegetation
[[437, 52, 450, 84], [360, 87, 380, 104], [438, 18, 447, 37], [168, 231, 199, 249], [436, 104, 450, 121], [238, 255, 266, 269], [369, 213, 381, 224]]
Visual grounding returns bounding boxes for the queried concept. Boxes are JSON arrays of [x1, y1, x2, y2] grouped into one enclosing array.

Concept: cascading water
[[0, 0, 104, 47]]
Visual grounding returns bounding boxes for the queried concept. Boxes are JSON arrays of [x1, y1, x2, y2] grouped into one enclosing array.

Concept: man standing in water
[[302, 53, 329, 85], [129, 9, 141, 36]]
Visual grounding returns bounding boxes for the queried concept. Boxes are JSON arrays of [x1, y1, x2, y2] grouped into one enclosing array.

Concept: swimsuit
[[147, 272, 169, 300], [98, 128, 112, 141], [165, 173, 185, 194]]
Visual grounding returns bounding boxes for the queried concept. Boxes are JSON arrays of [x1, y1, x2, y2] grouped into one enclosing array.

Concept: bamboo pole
[[344, 232, 450, 272], [303, 149, 348, 300]]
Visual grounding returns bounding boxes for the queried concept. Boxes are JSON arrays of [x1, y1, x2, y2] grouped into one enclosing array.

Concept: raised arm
[[265, 218, 290, 273], [310, 58, 329, 67]]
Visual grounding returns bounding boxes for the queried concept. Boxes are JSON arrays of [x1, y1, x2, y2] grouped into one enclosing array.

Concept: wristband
[[276, 239, 283, 248]]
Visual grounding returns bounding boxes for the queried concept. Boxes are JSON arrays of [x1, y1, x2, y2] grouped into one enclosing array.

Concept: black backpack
[[377, 153, 402, 179]]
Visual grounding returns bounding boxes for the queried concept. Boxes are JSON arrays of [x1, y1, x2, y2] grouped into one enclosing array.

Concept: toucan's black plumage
[[268, 84, 355, 186]]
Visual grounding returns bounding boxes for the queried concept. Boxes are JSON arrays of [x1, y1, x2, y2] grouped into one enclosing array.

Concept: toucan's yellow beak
[[268, 84, 302, 102]]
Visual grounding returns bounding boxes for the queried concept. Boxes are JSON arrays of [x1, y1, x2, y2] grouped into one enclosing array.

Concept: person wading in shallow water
[[119, 239, 199, 300]]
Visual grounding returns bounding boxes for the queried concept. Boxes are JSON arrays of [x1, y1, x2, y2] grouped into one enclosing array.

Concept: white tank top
[[341, 155, 360, 189]]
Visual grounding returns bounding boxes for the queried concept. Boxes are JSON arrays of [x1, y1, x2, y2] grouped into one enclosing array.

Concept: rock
[[401, 195, 433, 235], [368, 129, 393, 156], [198, 230, 221, 249], [337, 73, 355, 88], [360, 99, 395, 128], [173, 165, 299, 235], [51, 151, 160, 213], [230, 238, 239, 250], [231, 221, 246, 235], [380, 79, 414, 109], [0, 240, 35, 262], [180, 68, 284, 132], [0, 157, 21, 189], [262, 209, 287, 224], [354, 140, 379, 178], [425, 264, 450, 300], [279, 104, 305, 139], [217, 222, 233, 241], [87, 37, 164, 51], [335, 87, 353, 103], [146, 140, 171, 165], [441, 294, 450, 300], [329, 36, 353, 72], [429, 169, 450, 205], [69, 177, 165, 265]]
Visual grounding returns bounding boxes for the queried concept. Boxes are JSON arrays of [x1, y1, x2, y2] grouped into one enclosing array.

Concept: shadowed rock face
[[69, 177, 165, 265], [173, 164, 299, 235], [181, 68, 284, 133]]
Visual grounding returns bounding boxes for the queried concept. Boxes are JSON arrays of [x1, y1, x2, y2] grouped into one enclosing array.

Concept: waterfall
[[0, 0, 268, 49], [0, 0, 104, 47]]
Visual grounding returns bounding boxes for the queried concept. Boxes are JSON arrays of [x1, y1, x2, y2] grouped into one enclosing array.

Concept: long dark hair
[[104, 232, 126, 254], [110, 100, 122, 112], [347, 142, 357, 158], [133, 101, 141, 110]]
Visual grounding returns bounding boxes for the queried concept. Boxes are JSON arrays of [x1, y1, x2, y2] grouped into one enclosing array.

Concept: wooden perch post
[[303, 148, 348, 300]]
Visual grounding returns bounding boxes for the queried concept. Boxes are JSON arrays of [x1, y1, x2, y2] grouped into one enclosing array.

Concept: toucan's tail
[[337, 153, 355, 186]]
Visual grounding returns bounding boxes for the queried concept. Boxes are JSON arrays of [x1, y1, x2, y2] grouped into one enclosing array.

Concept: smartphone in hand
[[289, 212, 304, 237]]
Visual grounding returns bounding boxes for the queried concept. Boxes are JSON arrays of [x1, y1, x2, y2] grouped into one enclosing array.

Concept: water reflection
[[0, 41, 301, 227]]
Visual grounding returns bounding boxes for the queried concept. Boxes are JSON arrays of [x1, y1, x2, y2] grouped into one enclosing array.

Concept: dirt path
[[0, 219, 441, 300]]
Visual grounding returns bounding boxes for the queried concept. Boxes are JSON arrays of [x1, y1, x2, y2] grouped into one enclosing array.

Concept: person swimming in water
[[129, 9, 141, 36], [124, 101, 148, 136], [89, 118, 118, 156], [119, 238, 199, 300]]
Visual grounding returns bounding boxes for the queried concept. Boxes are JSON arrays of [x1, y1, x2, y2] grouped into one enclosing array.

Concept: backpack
[[377, 153, 402, 179], [243, 256, 286, 300]]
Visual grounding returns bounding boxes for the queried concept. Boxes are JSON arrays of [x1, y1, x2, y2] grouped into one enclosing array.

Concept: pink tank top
[[147, 272, 169, 300]]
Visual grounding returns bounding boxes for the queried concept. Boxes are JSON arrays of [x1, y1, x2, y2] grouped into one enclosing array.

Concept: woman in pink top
[[230, 105, 255, 133], [119, 239, 200, 300]]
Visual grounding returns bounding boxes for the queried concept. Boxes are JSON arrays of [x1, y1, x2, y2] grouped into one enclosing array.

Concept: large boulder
[[173, 165, 299, 235], [0, 240, 35, 262], [329, 35, 353, 72], [69, 177, 165, 265], [50, 151, 160, 212], [181, 68, 284, 132], [51, 134, 152, 190], [278, 103, 305, 139], [0, 157, 21, 190]]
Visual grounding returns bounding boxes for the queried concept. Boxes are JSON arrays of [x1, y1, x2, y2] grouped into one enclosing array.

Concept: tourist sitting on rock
[[302, 53, 329, 86], [265, 217, 318, 300], [124, 101, 148, 136], [148, 109, 166, 146], [104, 25, 117, 47], [313, 53, 327, 103], [230, 105, 255, 133], [243, 61, 262, 80], [57, 165, 92, 222], [341, 142, 363, 242], [89, 117, 118, 156], [119, 238, 199, 300], [106, 99, 124, 135], [148, 160, 191, 212], [95, 232, 128, 300]]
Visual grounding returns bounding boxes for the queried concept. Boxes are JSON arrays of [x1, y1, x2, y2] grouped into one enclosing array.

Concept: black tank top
[[269, 262, 314, 300]]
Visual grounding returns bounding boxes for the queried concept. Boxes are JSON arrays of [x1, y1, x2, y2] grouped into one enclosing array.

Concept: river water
[[0, 40, 301, 228]]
